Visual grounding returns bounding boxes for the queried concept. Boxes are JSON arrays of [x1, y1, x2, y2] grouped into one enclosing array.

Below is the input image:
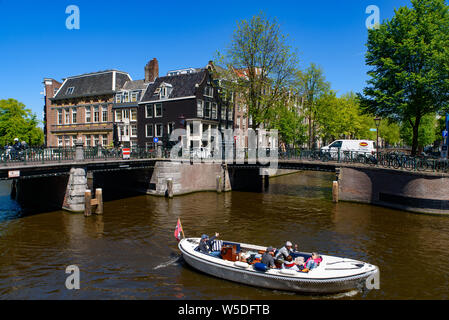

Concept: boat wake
[[153, 256, 182, 270]]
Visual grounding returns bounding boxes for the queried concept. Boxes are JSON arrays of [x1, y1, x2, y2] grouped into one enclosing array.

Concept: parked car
[[321, 140, 376, 160]]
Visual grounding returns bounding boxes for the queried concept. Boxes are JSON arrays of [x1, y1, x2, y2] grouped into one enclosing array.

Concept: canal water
[[1, 171, 449, 300]]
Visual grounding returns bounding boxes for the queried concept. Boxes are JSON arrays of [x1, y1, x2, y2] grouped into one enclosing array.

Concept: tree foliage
[[294, 63, 330, 149], [0, 99, 44, 146], [215, 12, 298, 130], [360, 0, 449, 155]]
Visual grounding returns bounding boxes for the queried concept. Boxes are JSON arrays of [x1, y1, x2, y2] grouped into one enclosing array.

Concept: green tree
[[400, 114, 438, 149], [360, 0, 449, 155], [267, 93, 307, 147], [294, 63, 330, 149], [0, 98, 44, 146], [215, 12, 298, 129]]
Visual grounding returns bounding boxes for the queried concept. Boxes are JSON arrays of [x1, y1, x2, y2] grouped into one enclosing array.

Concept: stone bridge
[[2, 146, 449, 215]]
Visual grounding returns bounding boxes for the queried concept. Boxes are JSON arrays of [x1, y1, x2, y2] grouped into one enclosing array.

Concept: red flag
[[174, 218, 183, 241]]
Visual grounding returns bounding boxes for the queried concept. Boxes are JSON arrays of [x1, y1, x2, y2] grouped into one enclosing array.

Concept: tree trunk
[[411, 116, 421, 156]]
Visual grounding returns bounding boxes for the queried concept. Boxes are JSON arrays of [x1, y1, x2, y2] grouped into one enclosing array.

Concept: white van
[[321, 140, 376, 159]]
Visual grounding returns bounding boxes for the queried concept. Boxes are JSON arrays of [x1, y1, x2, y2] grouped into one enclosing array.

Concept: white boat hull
[[179, 238, 379, 294]]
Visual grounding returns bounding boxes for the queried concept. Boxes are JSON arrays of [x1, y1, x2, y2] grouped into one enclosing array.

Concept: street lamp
[[374, 117, 381, 157]]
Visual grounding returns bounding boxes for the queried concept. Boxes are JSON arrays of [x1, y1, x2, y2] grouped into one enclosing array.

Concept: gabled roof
[[52, 70, 131, 101], [140, 69, 207, 103]]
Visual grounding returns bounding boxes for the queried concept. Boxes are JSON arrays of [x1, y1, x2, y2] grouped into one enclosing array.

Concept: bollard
[[332, 181, 339, 203], [95, 188, 103, 215], [84, 190, 92, 216], [216, 175, 222, 193], [167, 178, 173, 198]]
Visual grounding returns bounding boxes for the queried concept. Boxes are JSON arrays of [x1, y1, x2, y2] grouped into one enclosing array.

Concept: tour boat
[[178, 237, 379, 294]]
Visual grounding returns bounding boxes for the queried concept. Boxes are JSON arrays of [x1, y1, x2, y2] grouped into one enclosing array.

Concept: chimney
[[145, 58, 159, 83]]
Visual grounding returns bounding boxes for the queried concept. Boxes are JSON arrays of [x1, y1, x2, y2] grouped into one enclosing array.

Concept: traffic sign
[[153, 137, 159, 143], [369, 128, 377, 132], [122, 148, 130, 160], [443, 130, 448, 138]]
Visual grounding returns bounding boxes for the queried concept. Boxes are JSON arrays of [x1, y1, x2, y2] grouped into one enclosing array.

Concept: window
[[115, 109, 122, 122], [102, 135, 108, 146], [131, 124, 137, 137], [102, 106, 108, 122], [212, 103, 217, 119], [123, 92, 129, 102], [228, 109, 232, 121], [146, 104, 153, 118], [115, 93, 122, 103], [72, 108, 77, 124], [85, 135, 91, 147], [93, 106, 99, 122], [329, 141, 343, 148], [131, 92, 138, 102], [197, 100, 203, 117], [64, 136, 70, 147], [57, 110, 63, 125], [155, 123, 163, 137], [94, 135, 100, 146], [204, 86, 213, 97], [85, 106, 91, 123], [131, 109, 137, 121], [65, 109, 70, 124], [123, 109, 129, 120], [146, 124, 154, 137], [57, 136, 63, 147], [155, 103, 163, 117], [221, 107, 226, 120], [236, 116, 241, 129], [66, 87, 74, 95], [160, 87, 168, 99], [167, 122, 175, 135], [205, 101, 211, 118]]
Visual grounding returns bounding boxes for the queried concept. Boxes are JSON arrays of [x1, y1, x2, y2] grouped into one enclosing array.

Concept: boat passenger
[[282, 255, 299, 271], [198, 233, 221, 257], [261, 246, 276, 268], [304, 252, 322, 270], [275, 241, 297, 260]]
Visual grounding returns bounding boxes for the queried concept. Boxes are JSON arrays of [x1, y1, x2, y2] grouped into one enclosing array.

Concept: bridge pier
[[62, 167, 88, 213]]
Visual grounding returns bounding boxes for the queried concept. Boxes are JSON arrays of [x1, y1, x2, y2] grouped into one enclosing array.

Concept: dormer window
[[161, 87, 168, 99], [159, 83, 173, 100], [123, 91, 129, 103], [66, 87, 74, 95], [116, 93, 122, 103], [130, 91, 138, 102]]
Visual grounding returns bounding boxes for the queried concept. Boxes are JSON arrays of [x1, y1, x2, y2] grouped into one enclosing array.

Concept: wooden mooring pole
[[216, 175, 222, 193], [332, 181, 339, 203], [84, 188, 103, 217]]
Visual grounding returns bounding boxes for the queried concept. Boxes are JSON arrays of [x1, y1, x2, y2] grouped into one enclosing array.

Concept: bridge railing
[[1, 147, 77, 165], [279, 148, 449, 173], [2, 146, 449, 173]]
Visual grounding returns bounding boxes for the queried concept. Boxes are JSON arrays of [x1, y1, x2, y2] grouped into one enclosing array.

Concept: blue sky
[[0, 0, 411, 122]]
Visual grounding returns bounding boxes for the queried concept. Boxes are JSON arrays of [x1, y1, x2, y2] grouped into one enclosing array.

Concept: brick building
[[44, 70, 132, 147]]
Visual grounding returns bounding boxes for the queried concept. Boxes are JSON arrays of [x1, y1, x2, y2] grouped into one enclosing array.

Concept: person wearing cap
[[198, 232, 220, 255], [275, 241, 297, 260], [261, 246, 276, 268]]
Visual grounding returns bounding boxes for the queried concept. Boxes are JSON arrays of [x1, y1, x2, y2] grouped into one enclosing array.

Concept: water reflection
[[1, 172, 449, 299]]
